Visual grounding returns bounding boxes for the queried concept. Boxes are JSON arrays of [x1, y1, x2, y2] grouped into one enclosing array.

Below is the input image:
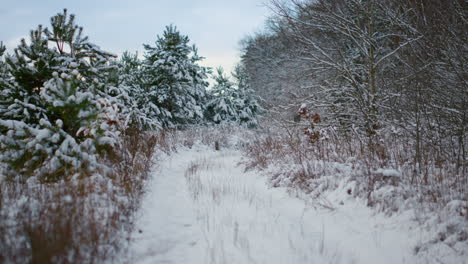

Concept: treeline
[[240, 0, 466, 183], [0, 9, 261, 182], [117, 25, 261, 129]]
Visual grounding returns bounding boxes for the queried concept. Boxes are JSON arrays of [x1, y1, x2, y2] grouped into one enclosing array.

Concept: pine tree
[[2, 26, 51, 125], [205, 66, 262, 127], [142, 25, 209, 127], [205, 67, 238, 124], [0, 42, 20, 128], [116, 51, 161, 129], [0, 9, 119, 181], [232, 64, 262, 128]]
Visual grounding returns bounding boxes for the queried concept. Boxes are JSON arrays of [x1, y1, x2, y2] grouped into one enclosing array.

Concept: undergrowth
[[0, 125, 251, 263], [243, 119, 467, 257], [0, 129, 160, 264]]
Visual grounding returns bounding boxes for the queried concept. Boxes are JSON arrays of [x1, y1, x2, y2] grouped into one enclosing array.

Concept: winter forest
[[0, 1, 466, 263]]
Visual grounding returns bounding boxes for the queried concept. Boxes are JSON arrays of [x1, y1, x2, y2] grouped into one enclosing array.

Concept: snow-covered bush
[[0, 9, 119, 181], [243, 111, 467, 261]]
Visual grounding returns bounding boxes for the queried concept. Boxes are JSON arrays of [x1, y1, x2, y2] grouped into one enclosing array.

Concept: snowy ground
[[128, 145, 465, 264]]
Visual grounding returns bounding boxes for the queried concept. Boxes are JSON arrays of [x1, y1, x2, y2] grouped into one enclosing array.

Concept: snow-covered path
[[129, 149, 207, 264], [128, 146, 431, 264]]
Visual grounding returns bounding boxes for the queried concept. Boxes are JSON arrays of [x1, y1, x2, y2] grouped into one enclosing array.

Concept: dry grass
[[242, 121, 468, 256], [0, 126, 246, 263], [0, 128, 161, 264], [243, 121, 467, 215]]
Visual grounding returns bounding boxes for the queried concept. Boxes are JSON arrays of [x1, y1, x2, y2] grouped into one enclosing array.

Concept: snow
[[55, 119, 63, 128], [127, 145, 465, 264], [129, 150, 205, 264], [375, 168, 402, 178]]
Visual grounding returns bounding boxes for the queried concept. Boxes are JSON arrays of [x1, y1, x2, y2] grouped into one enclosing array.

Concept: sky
[[0, 0, 270, 73]]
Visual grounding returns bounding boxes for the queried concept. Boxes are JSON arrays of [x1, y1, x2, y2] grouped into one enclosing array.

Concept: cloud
[[3, 36, 26, 52]]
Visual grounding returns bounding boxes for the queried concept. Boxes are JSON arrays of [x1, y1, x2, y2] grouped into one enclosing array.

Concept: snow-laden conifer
[[0, 9, 119, 181], [232, 64, 262, 127], [205, 67, 238, 124], [116, 51, 162, 129], [206, 66, 262, 127], [142, 25, 209, 127]]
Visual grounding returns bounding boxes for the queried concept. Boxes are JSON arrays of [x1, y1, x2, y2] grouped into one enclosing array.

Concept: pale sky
[[0, 0, 270, 73]]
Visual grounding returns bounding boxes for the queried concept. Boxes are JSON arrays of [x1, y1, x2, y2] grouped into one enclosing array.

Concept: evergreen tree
[[0, 9, 119, 181], [206, 66, 262, 127], [232, 64, 262, 128], [2, 26, 51, 125], [205, 67, 238, 124], [116, 51, 161, 129], [0, 42, 21, 128], [142, 25, 209, 127]]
